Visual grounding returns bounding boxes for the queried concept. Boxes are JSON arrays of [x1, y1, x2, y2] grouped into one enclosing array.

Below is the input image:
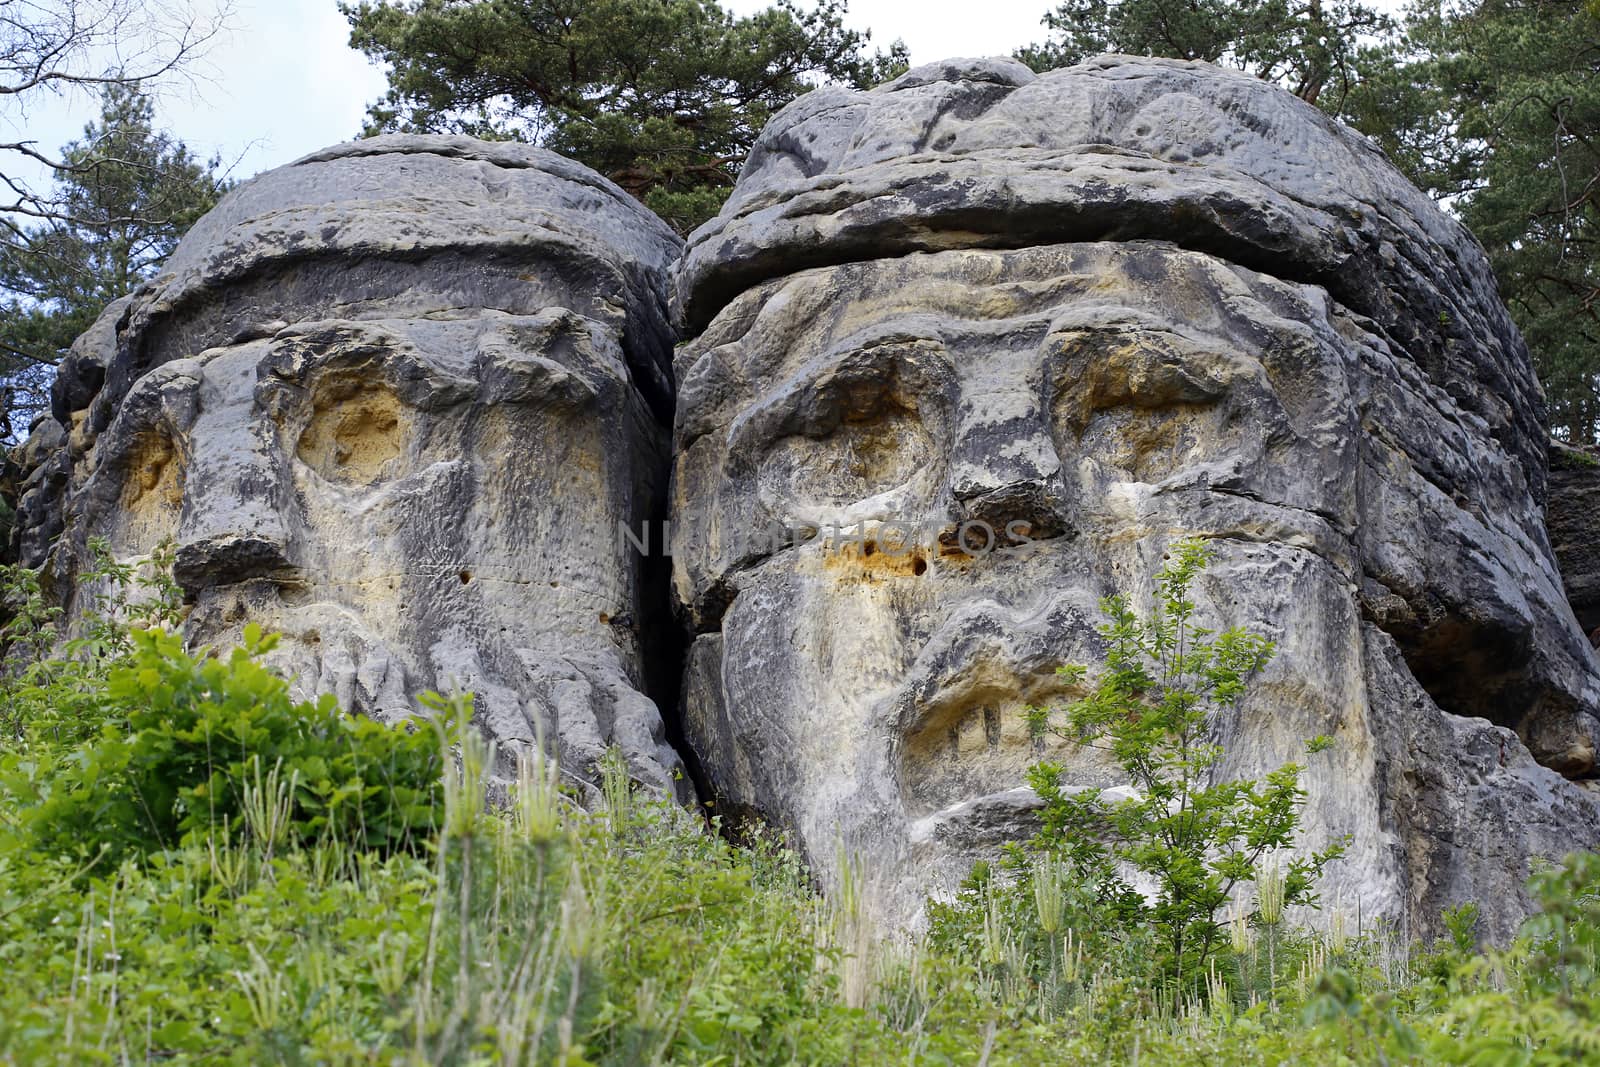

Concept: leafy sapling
[[1024, 538, 1345, 988]]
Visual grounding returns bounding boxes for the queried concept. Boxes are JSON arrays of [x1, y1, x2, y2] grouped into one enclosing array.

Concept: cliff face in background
[[1550, 442, 1600, 645], [8, 57, 1600, 941]]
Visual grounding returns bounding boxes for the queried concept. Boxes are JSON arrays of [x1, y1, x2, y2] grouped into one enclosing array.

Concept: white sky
[[4, 0, 383, 188], [1, 0, 1054, 191], [721, 0, 1053, 70]]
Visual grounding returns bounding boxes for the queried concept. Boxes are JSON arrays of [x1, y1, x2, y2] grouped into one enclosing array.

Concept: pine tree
[[341, 0, 907, 233], [0, 83, 227, 438], [1345, 0, 1600, 444], [1015, 0, 1393, 107]]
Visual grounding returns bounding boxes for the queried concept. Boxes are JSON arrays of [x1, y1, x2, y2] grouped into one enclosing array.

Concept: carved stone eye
[[747, 343, 948, 512], [295, 376, 411, 486], [1050, 330, 1241, 483], [115, 430, 185, 553], [759, 398, 934, 510]]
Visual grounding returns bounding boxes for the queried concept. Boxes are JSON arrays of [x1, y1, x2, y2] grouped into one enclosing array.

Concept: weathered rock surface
[[10, 56, 1598, 942], [1549, 441, 1600, 644], [12, 135, 686, 794], [671, 56, 1600, 937]]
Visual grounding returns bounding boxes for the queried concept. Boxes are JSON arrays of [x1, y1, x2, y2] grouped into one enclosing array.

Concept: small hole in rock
[[913, 557, 928, 576], [459, 570, 472, 584]]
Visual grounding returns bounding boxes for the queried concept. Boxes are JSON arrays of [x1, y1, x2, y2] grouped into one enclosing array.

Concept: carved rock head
[[671, 57, 1600, 933], [19, 136, 685, 793]]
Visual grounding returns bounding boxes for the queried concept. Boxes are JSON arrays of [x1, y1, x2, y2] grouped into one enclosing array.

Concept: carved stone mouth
[[900, 685, 1058, 819], [890, 600, 1102, 820]]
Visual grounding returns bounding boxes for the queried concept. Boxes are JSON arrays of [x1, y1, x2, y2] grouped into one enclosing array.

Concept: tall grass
[[3, 549, 1599, 1063]]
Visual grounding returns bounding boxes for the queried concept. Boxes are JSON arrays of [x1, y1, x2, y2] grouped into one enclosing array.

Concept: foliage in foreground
[[1005, 540, 1344, 989], [0, 556, 1598, 1063]]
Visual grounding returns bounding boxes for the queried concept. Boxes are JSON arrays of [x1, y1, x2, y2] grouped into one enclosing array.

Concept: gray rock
[[1549, 441, 1600, 643], [12, 135, 687, 796], [1365, 623, 1600, 940], [675, 56, 1545, 493], [11, 59, 1598, 943], [671, 56, 1600, 936]]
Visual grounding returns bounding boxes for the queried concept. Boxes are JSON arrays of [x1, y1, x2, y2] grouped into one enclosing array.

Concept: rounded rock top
[[672, 53, 1543, 491], [164, 134, 682, 293], [53, 133, 684, 432]]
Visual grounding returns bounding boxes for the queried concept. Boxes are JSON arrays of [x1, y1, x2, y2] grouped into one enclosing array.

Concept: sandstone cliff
[[9, 57, 1600, 941], [670, 56, 1600, 937], [10, 136, 686, 797], [1550, 441, 1600, 646]]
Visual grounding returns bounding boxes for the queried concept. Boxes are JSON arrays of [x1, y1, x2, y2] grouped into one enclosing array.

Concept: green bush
[[2, 545, 1599, 1064], [19, 624, 443, 870], [0, 538, 183, 747]]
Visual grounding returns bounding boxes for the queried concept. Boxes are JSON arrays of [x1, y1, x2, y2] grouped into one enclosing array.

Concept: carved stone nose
[[948, 415, 1070, 542], [950, 451, 1057, 501], [173, 532, 293, 593], [955, 479, 1072, 544], [173, 368, 297, 594]]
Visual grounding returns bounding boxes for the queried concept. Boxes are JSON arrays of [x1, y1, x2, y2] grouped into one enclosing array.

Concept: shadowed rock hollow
[[1550, 441, 1600, 645], [9, 56, 1600, 942], [669, 55, 1600, 938]]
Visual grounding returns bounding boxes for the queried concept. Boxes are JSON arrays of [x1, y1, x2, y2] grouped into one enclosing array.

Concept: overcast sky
[[2, 0, 1055, 192]]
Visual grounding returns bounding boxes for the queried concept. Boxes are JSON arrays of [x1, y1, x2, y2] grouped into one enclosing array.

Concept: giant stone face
[[12, 59, 1600, 942], [17, 137, 685, 793], [671, 57, 1600, 935]]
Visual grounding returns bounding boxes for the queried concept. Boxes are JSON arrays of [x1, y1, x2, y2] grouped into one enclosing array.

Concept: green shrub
[[2, 538, 188, 748], [21, 624, 443, 870], [1410, 852, 1600, 1064], [1023, 540, 1342, 988], [2, 539, 1600, 1064], [931, 540, 1344, 1018]]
